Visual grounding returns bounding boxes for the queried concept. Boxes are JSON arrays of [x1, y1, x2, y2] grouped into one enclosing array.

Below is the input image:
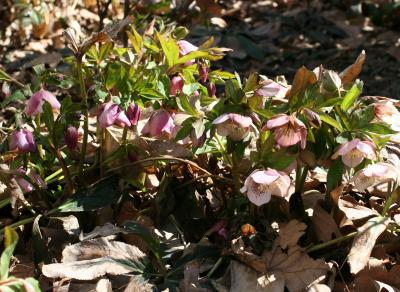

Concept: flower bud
[[127, 102, 141, 126], [177, 40, 198, 56], [9, 129, 36, 153], [25, 89, 60, 116], [199, 65, 208, 83], [64, 126, 79, 150], [15, 168, 47, 193], [303, 108, 321, 128], [207, 83, 216, 97], [170, 76, 184, 96]]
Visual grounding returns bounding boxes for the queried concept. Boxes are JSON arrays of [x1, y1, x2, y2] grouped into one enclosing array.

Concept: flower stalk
[[77, 61, 89, 177]]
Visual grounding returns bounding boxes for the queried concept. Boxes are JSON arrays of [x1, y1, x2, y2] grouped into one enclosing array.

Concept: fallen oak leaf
[[348, 216, 389, 275]]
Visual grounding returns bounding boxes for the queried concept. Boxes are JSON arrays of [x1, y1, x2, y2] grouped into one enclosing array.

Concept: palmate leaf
[[50, 176, 119, 214]]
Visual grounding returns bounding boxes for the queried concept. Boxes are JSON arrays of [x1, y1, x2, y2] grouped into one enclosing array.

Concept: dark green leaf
[[326, 159, 344, 194]]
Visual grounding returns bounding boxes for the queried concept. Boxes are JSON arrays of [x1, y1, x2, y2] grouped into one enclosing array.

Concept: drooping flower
[[177, 40, 198, 56], [14, 168, 47, 193], [127, 102, 141, 126], [241, 168, 291, 206], [353, 162, 399, 192], [212, 113, 253, 141], [170, 76, 184, 96], [141, 109, 175, 138], [64, 126, 79, 150], [264, 114, 307, 149], [9, 129, 36, 153], [25, 89, 61, 116], [332, 139, 376, 168], [97, 102, 131, 128]]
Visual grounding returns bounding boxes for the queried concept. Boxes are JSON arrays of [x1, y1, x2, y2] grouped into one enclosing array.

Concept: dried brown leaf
[[233, 220, 332, 292], [348, 216, 389, 274], [42, 238, 145, 280], [339, 50, 366, 84], [338, 195, 379, 221], [311, 200, 341, 242], [287, 66, 317, 98]]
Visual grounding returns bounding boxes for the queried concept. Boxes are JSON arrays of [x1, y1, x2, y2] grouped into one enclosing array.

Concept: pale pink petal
[[356, 141, 376, 159], [251, 170, 279, 185], [332, 139, 360, 159], [177, 40, 198, 56], [229, 114, 253, 128], [212, 113, 230, 125], [273, 126, 302, 147], [342, 150, 365, 168], [115, 111, 132, 127], [256, 80, 283, 97], [266, 114, 290, 129], [40, 90, 61, 110]]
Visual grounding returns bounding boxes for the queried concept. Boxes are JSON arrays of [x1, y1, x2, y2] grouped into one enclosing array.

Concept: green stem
[[51, 147, 74, 196], [35, 114, 44, 159], [122, 126, 128, 143], [231, 152, 241, 194], [77, 61, 89, 177], [215, 135, 232, 166], [306, 231, 357, 253], [207, 257, 223, 278], [381, 183, 397, 216], [0, 216, 37, 234]]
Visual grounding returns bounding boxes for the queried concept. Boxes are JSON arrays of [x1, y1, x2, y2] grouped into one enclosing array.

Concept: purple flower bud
[[207, 83, 216, 97], [25, 89, 61, 116], [199, 65, 208, 83], [141, 109, 175, 138], [127, 102, 141, 126], [98, 102, 131, 128], [64, 126, 79, 150], [170, 76, 184, 96], [15, 168, 47, 193], [9, 129, 36, 153]]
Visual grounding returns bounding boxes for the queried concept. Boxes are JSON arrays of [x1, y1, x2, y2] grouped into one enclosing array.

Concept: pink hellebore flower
[[353, 162, 398, 192], [98, 102, 131, 128], [265, 114, 307, 149], [241, 168, 291, 206], [25, 89, 61, 116], [177, 40, 198, 56], [64, 126, 79, 150], [9, 129, 36, 153], [212, 113, 253, 141], [170, 76, 184, 96], [15, 168, 47, 193], [373, 101, 400, 131], [141, 109, 175, 138], [127, 102, 141, 126], [332, 139, 376, 168]]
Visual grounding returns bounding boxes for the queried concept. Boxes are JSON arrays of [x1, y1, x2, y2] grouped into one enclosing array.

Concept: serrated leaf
[[176, 51, 210, 65], [157, 33, 179, 68], [127, 28, 143, 54], [361, 123, 397, 135], [318, 112, 343, 132]]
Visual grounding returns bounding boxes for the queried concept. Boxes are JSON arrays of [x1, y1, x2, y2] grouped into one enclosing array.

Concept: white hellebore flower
[[241, 168, 291, 206], [353, 162, 399, 192]]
